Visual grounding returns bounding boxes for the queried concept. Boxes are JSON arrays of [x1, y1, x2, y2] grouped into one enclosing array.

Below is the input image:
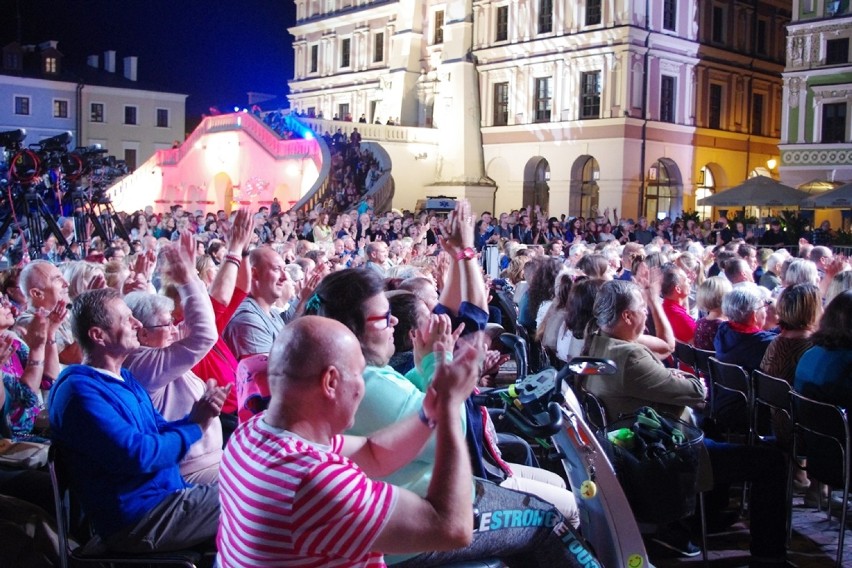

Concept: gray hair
[[766, 251, 787, 274], [784, 258, 819, 286], [63, 261, 105, 301], [594, 279, 643, 331], [124, 292, 175, 327], [721, 283, 768, 324]]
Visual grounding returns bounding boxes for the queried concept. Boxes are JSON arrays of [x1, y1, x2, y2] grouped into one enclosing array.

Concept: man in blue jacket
[[48, 287, 230, 554]]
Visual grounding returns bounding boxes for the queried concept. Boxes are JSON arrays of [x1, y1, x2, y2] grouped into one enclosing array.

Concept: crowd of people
[[0, 195, 851, 567]]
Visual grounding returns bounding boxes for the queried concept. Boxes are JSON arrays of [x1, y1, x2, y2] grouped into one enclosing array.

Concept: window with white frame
[[493, 82, 509, 126], [708, 83, 723, 129], [53, 99, 69, 118], [826, 37, 850, 65], [91, 102, 104, 122], [660, 76, 676, 123], [711, 4, 726, 44], [124, 105, 138, 125], [374, 32, 384, 63], [310, 44, 319, 72], [340, 37, 351, 68], [533, 77, 552, 122], [434, 10, 445, 44], [156, 108, 170, 128], [496, 6, 509, 42], [14, 95, 30, 115], [663, 0, 677, 31], [586, 0, 602, 26], [538, 0, 553, 34], [580, 71, 601, 118], [44, 56, 57, 73], [822, 102, 847, 143]]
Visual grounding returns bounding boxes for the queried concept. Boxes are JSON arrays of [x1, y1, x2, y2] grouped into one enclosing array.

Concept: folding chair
[[790, 390, 851, 567], [48, 446, 201, 568], [707, 357, 753, 444], [752, 370, 794, 542]]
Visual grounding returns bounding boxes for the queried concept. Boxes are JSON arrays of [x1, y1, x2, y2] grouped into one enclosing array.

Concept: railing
[[296, 117, 440, 145], [286, 114, 333, 215], [360, 140, 394, 211], [154, 113, 322, 168]]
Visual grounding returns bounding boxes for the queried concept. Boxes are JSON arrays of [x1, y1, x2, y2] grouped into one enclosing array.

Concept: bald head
[[268, 316, 363, 394]]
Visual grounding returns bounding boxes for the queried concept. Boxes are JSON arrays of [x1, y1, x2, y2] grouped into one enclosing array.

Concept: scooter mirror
[[566, 357, 618, 376]]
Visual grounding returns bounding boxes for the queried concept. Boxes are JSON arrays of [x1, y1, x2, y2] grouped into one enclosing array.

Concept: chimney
[[87, 55, 99, 68], [123, 56, 137, 81], [104, 50, 116, 73]]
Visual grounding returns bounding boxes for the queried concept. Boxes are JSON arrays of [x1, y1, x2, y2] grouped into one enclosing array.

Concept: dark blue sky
[[1, 0, 296, 121]]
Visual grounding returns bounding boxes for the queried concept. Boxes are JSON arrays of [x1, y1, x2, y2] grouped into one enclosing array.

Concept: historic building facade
[[288, 1, 791, 219], [0, 41, 186, 170], [780, 1, 852, 188]]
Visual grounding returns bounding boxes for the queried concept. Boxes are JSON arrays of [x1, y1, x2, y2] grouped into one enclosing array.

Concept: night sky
[[0, 0, 297, 123]]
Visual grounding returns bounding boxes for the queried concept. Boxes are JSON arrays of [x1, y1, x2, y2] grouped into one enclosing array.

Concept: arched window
[[645, 159, 675, 220], [533, 159, 550, 211], [695, 166, 715, 222], [580, 157, 599, 218]]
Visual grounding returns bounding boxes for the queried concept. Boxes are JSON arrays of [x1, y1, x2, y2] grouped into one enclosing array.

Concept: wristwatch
[[455, 247, 476, 261]]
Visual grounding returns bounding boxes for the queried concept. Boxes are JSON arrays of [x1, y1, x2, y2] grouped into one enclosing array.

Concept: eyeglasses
[[365, 310, 393, 329], [145, 319, 176, 329]]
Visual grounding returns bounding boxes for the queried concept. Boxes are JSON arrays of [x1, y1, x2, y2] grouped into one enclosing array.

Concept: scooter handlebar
[[503, 401, 563, 438]]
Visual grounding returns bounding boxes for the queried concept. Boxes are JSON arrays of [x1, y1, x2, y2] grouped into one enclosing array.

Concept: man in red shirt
[[661, 264, 696, 344]]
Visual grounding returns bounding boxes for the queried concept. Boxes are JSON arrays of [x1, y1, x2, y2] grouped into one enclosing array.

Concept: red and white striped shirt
[[218, 414, 398, 567]]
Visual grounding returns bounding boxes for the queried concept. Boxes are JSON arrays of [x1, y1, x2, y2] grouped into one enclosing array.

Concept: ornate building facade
[[780, 0, 851, 228], [288, 0, 791, 219]]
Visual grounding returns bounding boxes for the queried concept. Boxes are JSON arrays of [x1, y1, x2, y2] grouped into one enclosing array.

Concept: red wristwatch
[[455, 247, 476, 261]]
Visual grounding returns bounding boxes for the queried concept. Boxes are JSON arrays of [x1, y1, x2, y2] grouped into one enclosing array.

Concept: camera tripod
[[0, 187, 68, 260], [66, 188, 131, 245]]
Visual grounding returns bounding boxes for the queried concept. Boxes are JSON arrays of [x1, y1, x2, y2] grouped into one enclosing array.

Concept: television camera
[[0, 129, 132, 261]]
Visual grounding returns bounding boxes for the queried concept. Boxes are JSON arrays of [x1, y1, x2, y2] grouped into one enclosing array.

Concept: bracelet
[[418, 406, 437, 430], [46, 339, 57, 345], [241, 249, 251, 258], [27, 359, 43, 367], [224, 253, 242, 267]]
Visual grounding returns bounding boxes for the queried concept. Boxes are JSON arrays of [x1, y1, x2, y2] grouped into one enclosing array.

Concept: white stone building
[[288, 0, 790, 220]]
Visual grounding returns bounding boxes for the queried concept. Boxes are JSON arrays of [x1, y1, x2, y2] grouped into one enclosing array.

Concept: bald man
[[218, 316, 479, 567], [16, 259, 79, 363], [223, 247, 288, 359]]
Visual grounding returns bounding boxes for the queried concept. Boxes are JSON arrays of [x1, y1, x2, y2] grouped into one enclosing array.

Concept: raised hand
[[0, 334, 16, 368], [227, 209, 254, 253], [161, 231, 197, 285], [412, 314, 457, 367], [425, 333, 485, 412], [46, 301, 68, 336]]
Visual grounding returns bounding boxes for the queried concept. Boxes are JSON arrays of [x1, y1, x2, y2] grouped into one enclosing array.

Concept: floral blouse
[[1, 337, 43, 438]]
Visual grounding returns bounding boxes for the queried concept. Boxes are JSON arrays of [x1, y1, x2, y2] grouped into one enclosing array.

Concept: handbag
[[0, 438, 50, 470], [598, 407, 704, 524]]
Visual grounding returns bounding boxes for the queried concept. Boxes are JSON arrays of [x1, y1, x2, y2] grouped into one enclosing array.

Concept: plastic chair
[[790, 390, 851, 567], [48, 446, 202, 568], [752, 370, 794, 542]]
